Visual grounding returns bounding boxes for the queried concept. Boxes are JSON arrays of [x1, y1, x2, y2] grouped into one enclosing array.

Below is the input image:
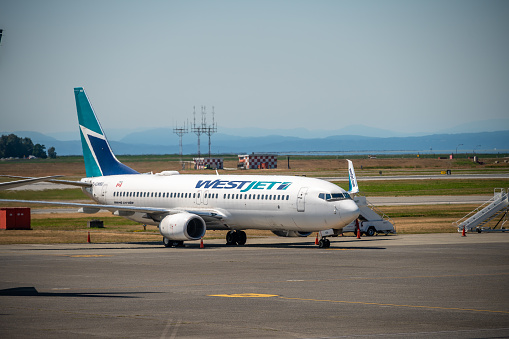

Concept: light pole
[[456, 143, 463, 155]]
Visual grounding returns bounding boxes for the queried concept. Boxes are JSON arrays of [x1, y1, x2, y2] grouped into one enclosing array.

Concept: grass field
[[0, 155, 508, 244]]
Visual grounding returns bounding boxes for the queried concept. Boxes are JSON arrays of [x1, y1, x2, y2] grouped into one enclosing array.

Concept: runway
[[0, 234, 508, 338]]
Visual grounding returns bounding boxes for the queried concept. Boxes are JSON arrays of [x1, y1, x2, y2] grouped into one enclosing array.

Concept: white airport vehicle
[[0, 87, 360, 248], [341, 195, 395, 236]]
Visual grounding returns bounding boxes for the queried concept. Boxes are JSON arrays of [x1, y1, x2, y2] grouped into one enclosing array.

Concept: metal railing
[[453, 188, 509, 232]]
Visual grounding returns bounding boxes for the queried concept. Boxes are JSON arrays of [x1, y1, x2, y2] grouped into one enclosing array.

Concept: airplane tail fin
[[74, 87, 139, 177], [347, 160, 359, 194]]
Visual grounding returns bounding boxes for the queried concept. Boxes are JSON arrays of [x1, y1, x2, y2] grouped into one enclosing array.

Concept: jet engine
[[159, 213, 206, 241], [271, 230, 312, 237]]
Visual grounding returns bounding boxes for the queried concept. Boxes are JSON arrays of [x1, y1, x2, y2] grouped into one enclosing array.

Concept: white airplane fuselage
[[82, 173, 359, 232]]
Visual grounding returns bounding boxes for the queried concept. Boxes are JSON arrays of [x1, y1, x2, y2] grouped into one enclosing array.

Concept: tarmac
[[0, 233, 508, 338]]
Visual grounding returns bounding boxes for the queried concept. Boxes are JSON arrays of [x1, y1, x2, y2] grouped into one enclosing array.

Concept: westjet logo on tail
[[195, 180, 292, 192]]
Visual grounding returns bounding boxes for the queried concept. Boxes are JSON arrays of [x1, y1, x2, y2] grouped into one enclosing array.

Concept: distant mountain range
[[2, 128, 508, 156]]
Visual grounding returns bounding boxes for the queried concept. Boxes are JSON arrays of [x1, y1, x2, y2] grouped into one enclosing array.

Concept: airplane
[[0, 87, 360, 248]]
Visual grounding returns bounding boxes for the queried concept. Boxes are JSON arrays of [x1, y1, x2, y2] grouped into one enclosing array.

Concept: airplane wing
[[0, 175, 66, 190], [0, 175, 91, 188], [0, 199, 227, 222]]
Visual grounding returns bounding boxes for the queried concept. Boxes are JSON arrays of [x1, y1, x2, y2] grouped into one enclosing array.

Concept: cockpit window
[[318, 192, 352, 201]]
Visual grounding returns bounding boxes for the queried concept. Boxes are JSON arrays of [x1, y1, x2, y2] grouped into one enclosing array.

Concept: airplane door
[[297, 187, 308, 212], [196, 190, 202, 205], [101, 184, 108, 197], [204, 190, 209, 205]]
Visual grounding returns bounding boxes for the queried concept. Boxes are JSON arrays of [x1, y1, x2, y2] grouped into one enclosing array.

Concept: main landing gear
[[226, 230, 247, 246], [163, 237, 184, 248], [318, 237, 331, 248]]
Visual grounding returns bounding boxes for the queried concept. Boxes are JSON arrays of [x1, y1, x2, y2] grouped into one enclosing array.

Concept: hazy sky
[[1, 0, 508, 136]]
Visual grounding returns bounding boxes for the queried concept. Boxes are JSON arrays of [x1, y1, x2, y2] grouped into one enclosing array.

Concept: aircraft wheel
[[236, 231, 247, 245], [318, 239, 325, 248], [366, 227, 376, 237], [173, 241, 185, 248], [163, 237, 171, 248], [226, 231, 237, 245]]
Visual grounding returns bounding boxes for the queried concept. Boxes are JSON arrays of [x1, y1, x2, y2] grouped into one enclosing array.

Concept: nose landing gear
[[318, 237, 331, 248]]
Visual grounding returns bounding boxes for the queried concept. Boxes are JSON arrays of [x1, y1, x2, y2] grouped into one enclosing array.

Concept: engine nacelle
[[271, 230, 312, 237], [159, 213, 206, 241]]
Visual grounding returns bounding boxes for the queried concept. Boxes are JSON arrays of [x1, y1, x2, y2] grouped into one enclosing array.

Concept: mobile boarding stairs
[[453, 188, 509, 233]]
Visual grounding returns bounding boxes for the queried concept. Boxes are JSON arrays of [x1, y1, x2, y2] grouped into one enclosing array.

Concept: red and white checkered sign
[[239, 155, 277, 169], [194, 158, 223, 170]]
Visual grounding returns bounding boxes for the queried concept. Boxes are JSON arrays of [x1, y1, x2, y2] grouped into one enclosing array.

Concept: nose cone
[[341, 199, 360, 225]]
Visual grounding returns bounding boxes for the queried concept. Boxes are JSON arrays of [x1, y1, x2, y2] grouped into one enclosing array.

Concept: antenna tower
[[204, 106, 218, 158], [191, 106, 204, 157], [173, 120, 188, 162]]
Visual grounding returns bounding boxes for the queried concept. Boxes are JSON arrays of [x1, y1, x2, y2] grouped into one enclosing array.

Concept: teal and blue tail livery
[[347, 160, 359, 194], [74, 87, 138, 177]]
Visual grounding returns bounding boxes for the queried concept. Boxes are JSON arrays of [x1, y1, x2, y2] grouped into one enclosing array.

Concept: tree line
[[0, 134, 56, 159]]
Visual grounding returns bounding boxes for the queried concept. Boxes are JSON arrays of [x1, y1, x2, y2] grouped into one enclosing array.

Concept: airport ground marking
[[208, 294, 509, 315], [208, 293, 279, 298], [278, 296, 509, 315], [68, 254, 112, 258]]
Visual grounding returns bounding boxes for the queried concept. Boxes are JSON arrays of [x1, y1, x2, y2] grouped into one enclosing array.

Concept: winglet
[[347, 160, 359, 194], [74, 87, 139, 177]]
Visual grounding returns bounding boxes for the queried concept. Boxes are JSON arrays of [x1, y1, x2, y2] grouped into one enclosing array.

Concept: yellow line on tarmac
[[208, 294, 509, 314], [209, 293, 278, 298], [68, 255, 112, 257], [278, 297, 509, 315]]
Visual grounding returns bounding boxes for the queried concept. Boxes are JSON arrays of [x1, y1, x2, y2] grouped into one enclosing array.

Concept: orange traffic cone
[[357, 228, 361, 239], [462, 227, 466, 237], [315, 233, 319, 245], [87, 232, 91, 243], [200, 238, 204, 248]]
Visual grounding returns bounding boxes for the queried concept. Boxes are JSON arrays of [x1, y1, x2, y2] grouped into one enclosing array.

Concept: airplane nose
[[342, 200, 360, 224]]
